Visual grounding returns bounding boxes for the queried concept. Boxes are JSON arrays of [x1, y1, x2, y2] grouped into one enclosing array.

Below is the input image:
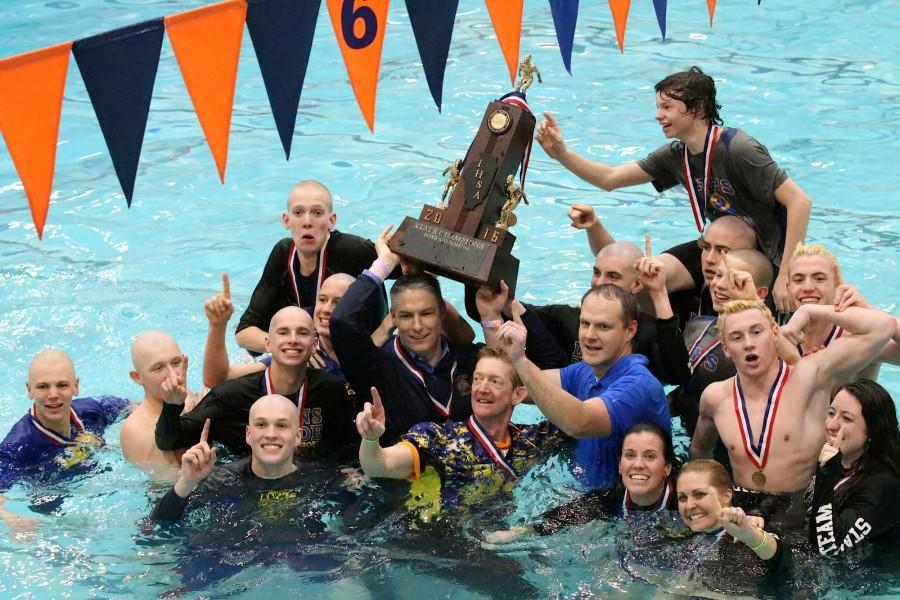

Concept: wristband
[[481, 319, 502, 330], [370, 258, 393, 281], [749, 529, 768, 551], [362, 436, 381, 445]]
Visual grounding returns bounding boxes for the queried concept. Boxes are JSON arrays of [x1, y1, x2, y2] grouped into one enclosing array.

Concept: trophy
[[388, 56, 541, 298]]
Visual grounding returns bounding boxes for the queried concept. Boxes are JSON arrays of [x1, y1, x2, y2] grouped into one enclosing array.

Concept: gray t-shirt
[[637, 128, 789, 266]]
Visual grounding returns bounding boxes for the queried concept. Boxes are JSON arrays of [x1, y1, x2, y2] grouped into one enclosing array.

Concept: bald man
[[573, 209, 759, 321], [151, 395, 307, 522], [156, 307, 357, 458], [236, 180, 396, 354], [0, 350, 129, 527], [121, 331, 204, 481]]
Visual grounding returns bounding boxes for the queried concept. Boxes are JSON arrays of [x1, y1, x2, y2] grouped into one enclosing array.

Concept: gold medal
[[752, 469, 766, 486]]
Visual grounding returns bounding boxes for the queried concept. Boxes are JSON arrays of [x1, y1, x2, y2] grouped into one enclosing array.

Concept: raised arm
[[772, 178, 812, 313], [151, 419, 216, 522], [155, 369, 224, 451], [567, 204, 615, 256], [636, 238, 691, 385], [356, 388, 415, 479], [536, 112, 653, 192], [202, 273, 238, 388], [783, 304, 894, 384], [496, 321, 611, 438]]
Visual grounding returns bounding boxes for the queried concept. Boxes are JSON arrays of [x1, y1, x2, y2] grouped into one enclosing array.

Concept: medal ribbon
[[622, 479, 673, 517], [393, 337, 457, 418], [287, 234, 329, 308], [732, 360, 790, 470], [262, 366, 308, 423], [687, 318, 720, 372], [797, 324, 843, 356], [500, 91, 533, 191], [681, 125, 722, 232], [30, 405, 93, 446], [466, 415, 518, 479]]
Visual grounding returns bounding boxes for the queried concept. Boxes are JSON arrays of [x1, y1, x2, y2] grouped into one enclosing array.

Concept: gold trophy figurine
[[439, 159, 462, 208], [496, 174, 528, 229], [515, 54, 542, 94]]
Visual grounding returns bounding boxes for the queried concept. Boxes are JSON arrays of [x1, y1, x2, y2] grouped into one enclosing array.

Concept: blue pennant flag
[[72, 19, 164, 206], [405, 0, 459, 111], [652, 0, 667, 38], [246, 0, 321, 160], [548, 0, 579, 74]]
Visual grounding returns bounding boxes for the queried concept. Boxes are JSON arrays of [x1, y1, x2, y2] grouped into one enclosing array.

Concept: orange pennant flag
[[326, 0, 390, 133], [707, 0, 716, 26], [484, 0, 523, 85], [608, 0, 631, 53], [165, 0, 246, 182], [0, 42, 72, 239]]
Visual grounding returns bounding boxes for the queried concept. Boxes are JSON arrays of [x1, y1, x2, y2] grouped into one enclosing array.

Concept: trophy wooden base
[[389, 214, 519, 298]]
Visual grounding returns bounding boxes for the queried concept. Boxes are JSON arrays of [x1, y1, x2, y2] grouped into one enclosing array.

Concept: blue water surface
[[0, 0, 898, 597]]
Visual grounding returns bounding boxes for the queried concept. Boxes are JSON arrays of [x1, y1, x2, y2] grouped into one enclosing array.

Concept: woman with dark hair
[[809, 379, 900, 556], [484, 422, 677, 543]]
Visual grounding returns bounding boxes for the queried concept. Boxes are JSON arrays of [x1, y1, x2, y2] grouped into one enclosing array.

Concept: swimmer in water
[[356, 347, 565, 508], [156, 306, 356, 458], [0, 350, 129, 533], [151, 394, 306, 522], [809, 380, 900, 556], [484, 422, 677, 544], [691, 299, 894, 530], [121, 331, 204, 481]]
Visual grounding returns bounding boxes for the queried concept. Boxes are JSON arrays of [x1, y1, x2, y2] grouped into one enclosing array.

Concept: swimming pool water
[[1, 0, 897, 597]]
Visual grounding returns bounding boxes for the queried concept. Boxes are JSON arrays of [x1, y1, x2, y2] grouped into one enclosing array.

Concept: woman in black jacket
[[809, 379, 900, 556]]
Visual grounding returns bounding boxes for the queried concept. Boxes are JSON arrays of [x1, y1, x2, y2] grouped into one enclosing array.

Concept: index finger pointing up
[[644, 233, 652, 257], [222, 272, 231, 300], [200, 418, 211, 444], [834, 425, 845, 449]]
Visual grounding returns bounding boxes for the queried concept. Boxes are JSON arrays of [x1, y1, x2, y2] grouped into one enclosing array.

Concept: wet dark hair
[[655, 66, 723, 126], [580, 283, 639, 327], [623, 422, 676, 466], [389, 273, 444, 308], [831, 380, 900, 504]]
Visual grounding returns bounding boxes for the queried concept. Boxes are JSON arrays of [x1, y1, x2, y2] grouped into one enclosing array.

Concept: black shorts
[[732, 486, 807, 533]]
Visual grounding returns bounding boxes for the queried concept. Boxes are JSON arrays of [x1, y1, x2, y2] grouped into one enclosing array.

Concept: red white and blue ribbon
[[287, 234, 329, 308], [466, 415, 518, 479], [499, 90, 533, 191], [30, 405, 90, 446], [682, 125, 722, 232], [262, 366, 308, 422], [688, 318, 720, 372], [393, 337, 457, 418], [733, 360, 790, 470], [797, 324, 843, 356], [622, 478, 673, 516]]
